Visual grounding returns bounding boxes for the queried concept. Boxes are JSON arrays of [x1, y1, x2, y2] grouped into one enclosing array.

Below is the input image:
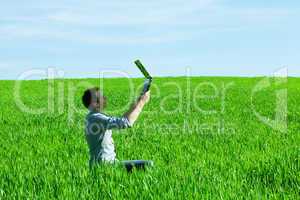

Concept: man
[[82, 87, 153, 172]]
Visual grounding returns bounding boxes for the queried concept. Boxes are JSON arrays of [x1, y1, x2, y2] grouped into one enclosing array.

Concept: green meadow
[[0, 77, 299, 199]]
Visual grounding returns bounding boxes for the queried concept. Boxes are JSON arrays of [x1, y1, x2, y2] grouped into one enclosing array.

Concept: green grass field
[[1, 77, 299, 199]]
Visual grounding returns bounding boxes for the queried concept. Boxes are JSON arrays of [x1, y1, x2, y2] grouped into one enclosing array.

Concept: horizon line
[[0, 74, 298, 81]]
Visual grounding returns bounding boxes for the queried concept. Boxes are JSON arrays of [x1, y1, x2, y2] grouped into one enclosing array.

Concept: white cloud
[[47, 0, 215, 26], [0, 24, 197, 45], [0, 0, 296, 45]]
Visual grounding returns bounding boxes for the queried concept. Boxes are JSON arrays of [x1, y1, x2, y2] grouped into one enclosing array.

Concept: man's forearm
[[124, 98, 146, 126]]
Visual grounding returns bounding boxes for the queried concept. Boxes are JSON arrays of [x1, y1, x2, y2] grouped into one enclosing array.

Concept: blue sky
[[0, 0, 299, 79]]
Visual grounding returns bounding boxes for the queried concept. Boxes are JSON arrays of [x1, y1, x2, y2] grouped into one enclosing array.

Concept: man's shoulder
[[87, 112, 110, 121]]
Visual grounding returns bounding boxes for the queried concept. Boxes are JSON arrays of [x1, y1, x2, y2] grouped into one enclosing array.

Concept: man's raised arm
[[124, 91, 150, 126]]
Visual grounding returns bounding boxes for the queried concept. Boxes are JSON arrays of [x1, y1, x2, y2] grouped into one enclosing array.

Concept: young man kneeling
[[82, 87, 153, 172]]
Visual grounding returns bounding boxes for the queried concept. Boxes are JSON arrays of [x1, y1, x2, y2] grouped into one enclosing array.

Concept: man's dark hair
[[82, 87, 100, 109]]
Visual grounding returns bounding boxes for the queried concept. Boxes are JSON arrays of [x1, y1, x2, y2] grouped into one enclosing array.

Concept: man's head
[[82, 87, 107, 112]]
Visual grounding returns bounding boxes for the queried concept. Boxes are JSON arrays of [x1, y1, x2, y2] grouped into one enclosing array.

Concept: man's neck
[[89, 108, 101, 113]]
